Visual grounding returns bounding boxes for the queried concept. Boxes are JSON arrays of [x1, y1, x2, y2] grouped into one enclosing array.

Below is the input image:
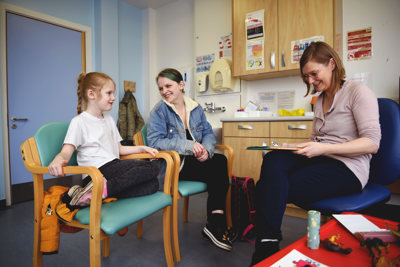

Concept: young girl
[[48, 72, 159, 208]]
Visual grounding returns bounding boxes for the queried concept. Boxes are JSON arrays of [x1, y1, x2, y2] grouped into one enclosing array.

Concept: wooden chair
[[21, 122, 177, 267], [133, 125, 234, 262]]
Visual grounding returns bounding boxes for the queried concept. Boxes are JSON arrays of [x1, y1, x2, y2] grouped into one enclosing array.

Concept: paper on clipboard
[[247, 146, 301, 151]]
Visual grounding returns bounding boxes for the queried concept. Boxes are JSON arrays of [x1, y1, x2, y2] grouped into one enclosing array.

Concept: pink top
[[311, 80, 381, 188]]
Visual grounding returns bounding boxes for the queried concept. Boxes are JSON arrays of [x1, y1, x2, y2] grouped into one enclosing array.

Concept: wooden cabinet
[[223, 119, 313, 218], [232, 0, 335, 80], [222, 120, 313, 182]]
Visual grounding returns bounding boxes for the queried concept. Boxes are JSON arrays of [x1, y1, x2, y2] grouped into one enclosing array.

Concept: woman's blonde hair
[[300, 41, 345, 96], [76, 72, 114, 114]]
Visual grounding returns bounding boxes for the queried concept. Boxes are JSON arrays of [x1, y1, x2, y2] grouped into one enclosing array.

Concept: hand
[[294, 141, 327, 158], [193, 142, 206, 158], [196, 149, 209, 162], [141, 146, 158, 157], [48, 155, 68, 177]]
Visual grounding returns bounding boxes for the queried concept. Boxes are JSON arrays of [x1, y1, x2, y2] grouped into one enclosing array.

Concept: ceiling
[[123, 0, 178, 9]]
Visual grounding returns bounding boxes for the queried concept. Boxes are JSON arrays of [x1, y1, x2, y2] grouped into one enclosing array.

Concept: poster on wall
[[347, 27, 372, 61], [195, 54, 215, 73], [291, 36, 324, 64], [246, 9, 264, 40], [219, 34, 232, 58], [245, 9, 265, 70], [246, 39, 264, 70]]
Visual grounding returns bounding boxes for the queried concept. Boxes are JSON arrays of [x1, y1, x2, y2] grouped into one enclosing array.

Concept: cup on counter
[[307, 210, 321, 249]]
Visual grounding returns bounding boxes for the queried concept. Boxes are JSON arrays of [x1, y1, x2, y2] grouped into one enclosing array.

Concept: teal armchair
[[133, 125, 234, 262], [21, 122, 176, 267]]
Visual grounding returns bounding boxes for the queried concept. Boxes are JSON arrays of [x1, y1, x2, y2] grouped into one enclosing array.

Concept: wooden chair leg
[[33, 218, 42, 267], [137, 219, 143, 238], [163, 206, 175, 267], [89, 229, 102, 267], [183, 197, 189, 223], [225, 185, 232, 228], [102, 234, 110, 258], [172, 195, 181, 262]]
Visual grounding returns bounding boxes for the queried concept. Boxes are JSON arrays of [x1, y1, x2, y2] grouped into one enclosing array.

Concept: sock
[[102, 177, 108, 199]]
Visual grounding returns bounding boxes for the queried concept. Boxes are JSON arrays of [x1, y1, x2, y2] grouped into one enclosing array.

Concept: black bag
[[231, 175, 256, 243]]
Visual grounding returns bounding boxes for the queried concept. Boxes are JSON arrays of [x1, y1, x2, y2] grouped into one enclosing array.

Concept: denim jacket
[[147, 95, 216, 158]]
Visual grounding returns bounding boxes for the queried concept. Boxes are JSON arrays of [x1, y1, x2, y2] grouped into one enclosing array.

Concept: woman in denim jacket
[[147, 68, 232, 251]]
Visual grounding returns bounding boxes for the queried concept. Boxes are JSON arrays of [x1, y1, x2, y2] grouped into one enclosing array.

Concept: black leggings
[[179, 153, 230, 219], [82, 159, 159, 198]]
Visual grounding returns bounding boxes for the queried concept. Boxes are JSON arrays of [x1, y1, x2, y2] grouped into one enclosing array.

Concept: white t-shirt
[[64, 112, 122, 168]]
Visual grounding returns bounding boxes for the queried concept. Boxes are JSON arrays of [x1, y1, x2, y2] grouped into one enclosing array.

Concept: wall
[[0, 0, 143, 204], [142, 0, 194, 120], [194, 0, 241, 129], [342, 0, 400, 98]]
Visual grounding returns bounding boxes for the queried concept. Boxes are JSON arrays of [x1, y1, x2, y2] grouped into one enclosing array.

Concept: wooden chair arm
[[215, 145, 234, 180]]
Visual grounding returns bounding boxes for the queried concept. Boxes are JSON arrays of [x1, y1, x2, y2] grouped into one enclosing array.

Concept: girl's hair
[[300, 41, 345, 96], [156, 68, 185, 93], [76, 72, 114, 114]]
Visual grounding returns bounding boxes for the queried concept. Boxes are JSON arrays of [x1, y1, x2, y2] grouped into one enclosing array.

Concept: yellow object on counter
[[278, 108, 305, 116]]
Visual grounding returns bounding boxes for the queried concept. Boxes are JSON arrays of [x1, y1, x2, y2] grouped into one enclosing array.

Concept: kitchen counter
[[221, 116, 314, 122]]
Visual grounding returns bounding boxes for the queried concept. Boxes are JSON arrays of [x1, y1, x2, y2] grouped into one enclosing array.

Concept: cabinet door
[[278, 0, 333, 71], [232, 0, 278, 77], [223, 121, 270, 137], [224, 137, 268, 182], [270, 121, 313, 139]]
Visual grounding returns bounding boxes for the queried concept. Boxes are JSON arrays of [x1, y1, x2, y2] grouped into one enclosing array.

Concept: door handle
[[11, 116, 28, 122], [288, 124, 307, 130], [238, 124, 253, 130]]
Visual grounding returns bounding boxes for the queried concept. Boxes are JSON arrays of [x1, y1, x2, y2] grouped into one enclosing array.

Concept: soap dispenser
[[209, 58, 236, 92]]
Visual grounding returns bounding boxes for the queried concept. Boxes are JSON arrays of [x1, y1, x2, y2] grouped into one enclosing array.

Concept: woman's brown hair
[[156, 68, 185, 93], [300, 42, 345, 96], [76, 72, 114, 114]]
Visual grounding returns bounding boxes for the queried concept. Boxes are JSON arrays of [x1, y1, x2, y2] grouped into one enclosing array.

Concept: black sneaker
[[226, 227, 238, 243], [250, 241, 280, 266], [202, 224, 232, 251]]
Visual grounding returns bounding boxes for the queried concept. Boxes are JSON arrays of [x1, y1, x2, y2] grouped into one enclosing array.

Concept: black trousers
[[179, 153, 230, 220], [82, 158, 159, 198]]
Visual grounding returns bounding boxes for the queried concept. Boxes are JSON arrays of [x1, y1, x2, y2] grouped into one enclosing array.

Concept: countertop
[[221, 116, 314, 122]]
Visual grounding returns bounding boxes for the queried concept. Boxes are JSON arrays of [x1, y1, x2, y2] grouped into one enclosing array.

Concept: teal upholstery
[[34, 121, 77, 166], [178, 181, 207, 197], [75, 192, 172, 235], [34, 122, 172, 235], [141, 124, 148, 146]]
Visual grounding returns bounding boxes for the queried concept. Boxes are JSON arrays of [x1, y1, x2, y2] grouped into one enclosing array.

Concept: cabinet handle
[[270, 52, 275, 69], [288, 124, 307, 130], [238, 124, 253, 130], [281, 50, 286, 67]]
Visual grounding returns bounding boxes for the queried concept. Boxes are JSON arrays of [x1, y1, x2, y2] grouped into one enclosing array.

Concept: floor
[[0, 193, 399, 267]]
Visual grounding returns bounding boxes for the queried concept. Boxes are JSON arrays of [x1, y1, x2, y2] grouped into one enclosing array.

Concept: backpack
[[231, 175, 256, 243]]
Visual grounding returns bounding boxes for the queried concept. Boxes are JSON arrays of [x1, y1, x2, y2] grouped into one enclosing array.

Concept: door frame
[[0, 3, 93, 206]]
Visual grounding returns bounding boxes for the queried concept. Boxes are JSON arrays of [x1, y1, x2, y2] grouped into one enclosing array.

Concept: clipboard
[[246, 146, 301, 151]]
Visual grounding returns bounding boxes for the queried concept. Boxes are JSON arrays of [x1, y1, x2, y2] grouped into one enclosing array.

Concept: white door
[[6, 12, 85, 203]]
